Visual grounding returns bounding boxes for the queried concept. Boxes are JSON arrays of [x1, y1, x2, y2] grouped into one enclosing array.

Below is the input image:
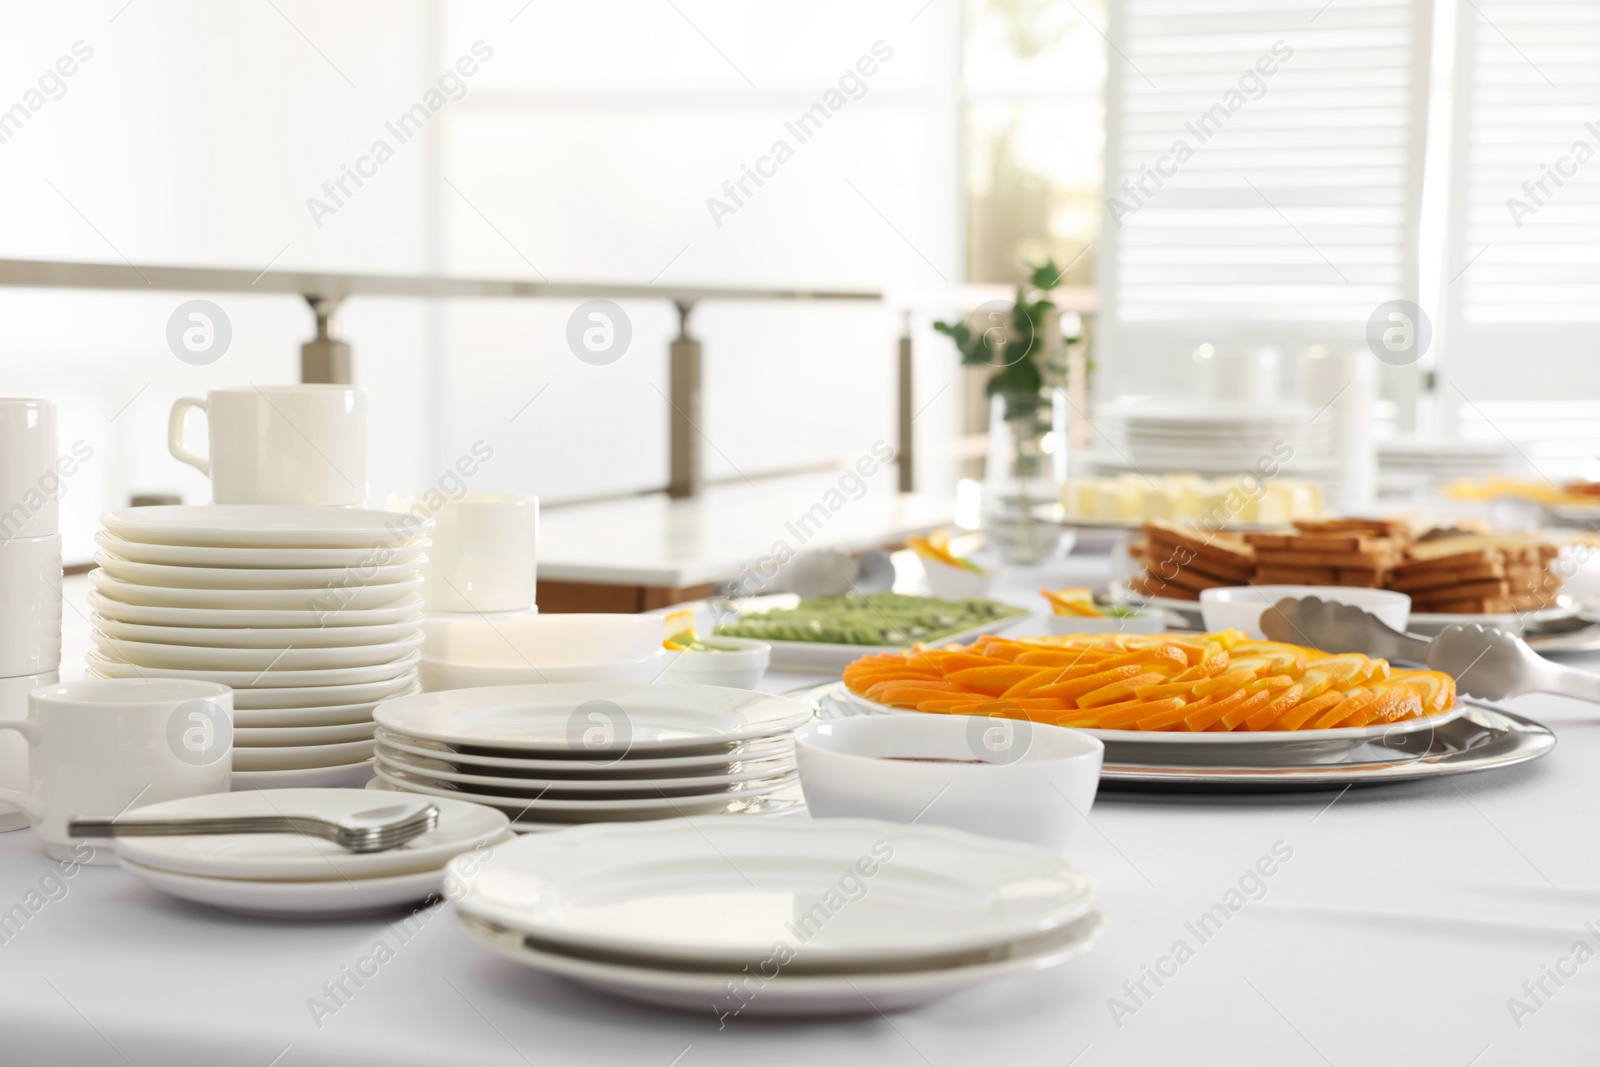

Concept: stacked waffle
[[1243, 520, 1410, 589], [1390, 535, 1562, 615]]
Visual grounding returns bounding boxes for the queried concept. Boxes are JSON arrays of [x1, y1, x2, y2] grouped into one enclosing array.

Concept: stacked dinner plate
[[107, 789, 513, 918], [369, 683, 812, 830], [446, 817, 1105, 1015], [87, 506, 431, 789], [1122, 400, 1329, 470]]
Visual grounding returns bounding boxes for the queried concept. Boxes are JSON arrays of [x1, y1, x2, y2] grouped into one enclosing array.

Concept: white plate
[[369, 777, 810, 828], [1409, 600, 1578, 634], [90, 569, 423, 611], [91, 615, 423, 649], [235, 688, 420, 727], [101, 505, 430, 549], [446, 816, 1096, 967], [374, 726, 793, 773], [373, 763, 797, 813], [96, 530, 430, 569], [232, 760, 376, 790], [236, 720, 376, 745], [94, 554, 422, 590], [375, 683, 812, 756], [111, 788, 509, 881], [91, 633, 424, 671], [455, 906, 1104, 1016], [234, 739, 377, 771], [228, 676, 418, 710], [87, 591, 425, 629], [120, 857, 442, 917], [87, 650, 421, 688], [377, 746, 796, 793]]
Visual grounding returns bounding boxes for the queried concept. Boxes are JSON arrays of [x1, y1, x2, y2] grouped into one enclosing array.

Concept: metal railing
[[0, 258, 913, 498]]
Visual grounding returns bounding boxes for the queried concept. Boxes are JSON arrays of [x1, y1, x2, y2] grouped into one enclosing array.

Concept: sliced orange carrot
[[1135, 701, 1200, 731], [1193, 668, 1260, 697], [1093, 697, 1186, 730], [1132, 680, 1200, 701], [1031, 664, 1147, 701]]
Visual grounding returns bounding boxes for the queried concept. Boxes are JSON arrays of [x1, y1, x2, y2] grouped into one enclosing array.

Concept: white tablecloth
[[4, 565, 1598, 1065]]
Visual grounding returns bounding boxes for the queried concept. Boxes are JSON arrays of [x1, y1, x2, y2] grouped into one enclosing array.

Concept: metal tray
[[799, 683, 1555, 794]]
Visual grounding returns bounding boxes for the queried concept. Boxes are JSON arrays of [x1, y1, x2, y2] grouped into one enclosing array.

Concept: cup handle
[[168, 396, 210, 476], [0, 720, 43, 823]]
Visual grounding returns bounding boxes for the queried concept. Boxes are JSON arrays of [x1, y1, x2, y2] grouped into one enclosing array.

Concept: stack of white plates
[[87, 506, 431, 789], [447, 817, 1105, 1015], [1123, 401, 1328, 469], [109, 789, 512, 918], [370, 683, 812, 830], [1379, 437, 1523, 497]]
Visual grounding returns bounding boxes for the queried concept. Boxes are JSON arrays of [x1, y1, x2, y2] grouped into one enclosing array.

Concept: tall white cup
[[0, 670, 59, 832], [0, 398, 60, 540], [0, 679, 232, 863], [388, 492, 538, 613], [0, 534, 63, 677], [168, 385, 368, 506]]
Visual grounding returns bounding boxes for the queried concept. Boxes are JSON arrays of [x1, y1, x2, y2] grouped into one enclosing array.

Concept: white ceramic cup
[[0, 670, 59, 832], [169, 385, 368, 506], [0, 679, 233, 863], [0, 533, 62, 677], [389, 492, 537, 613], [0, 398, 59, 540]]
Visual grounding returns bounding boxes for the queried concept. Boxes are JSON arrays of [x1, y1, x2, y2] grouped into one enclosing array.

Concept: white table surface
[[5, 567, 1599, 1065], [536, 474, 955, 587]]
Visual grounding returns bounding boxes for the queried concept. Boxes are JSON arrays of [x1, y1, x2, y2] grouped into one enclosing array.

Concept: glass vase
[[982, 389, 1067, 564]]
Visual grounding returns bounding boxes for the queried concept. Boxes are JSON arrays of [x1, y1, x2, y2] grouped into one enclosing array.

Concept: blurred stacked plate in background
[[86, 506, 430, 788], [369, 682, 810, 830]]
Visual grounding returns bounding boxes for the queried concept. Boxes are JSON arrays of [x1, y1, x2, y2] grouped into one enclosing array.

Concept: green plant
[[933, 259, 1076, 429]]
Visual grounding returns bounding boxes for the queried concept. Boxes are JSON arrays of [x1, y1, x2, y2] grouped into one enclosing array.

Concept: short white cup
[[169, 385, 368, 506], [389, 492, 538, 613], [0, 670, 59, 832], [0, 679, 233, 863], [0, 533, 62, 676], [0, 398, 60, 540]]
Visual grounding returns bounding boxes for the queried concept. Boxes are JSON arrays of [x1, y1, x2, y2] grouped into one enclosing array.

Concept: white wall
[[0, 1, 965, 563]]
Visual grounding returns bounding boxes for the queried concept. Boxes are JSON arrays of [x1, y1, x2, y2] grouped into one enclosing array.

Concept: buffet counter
[[2, 565, 1595, 1065]]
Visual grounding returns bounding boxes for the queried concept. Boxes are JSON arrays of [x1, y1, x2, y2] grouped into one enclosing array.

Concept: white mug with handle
[[168, 385, 368, 506], [0, 679, 232, 864]]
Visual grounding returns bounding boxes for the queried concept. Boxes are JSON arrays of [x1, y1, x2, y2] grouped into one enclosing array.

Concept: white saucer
[[91, 633, 423, 671], [377, 746, 796, 793], [456, 907, 1105, 1015], [374, 683, 812, 756], [100, 505, 430, 549], [372, 763, 797, 813], [366, 776, 809, 828], [88, 591, 425, 629], [236, 721, 377, 745], [87, 649, 421, 688], [121, 857, 443, 917], [111, 789, 510, 881], [235, 689, 420, 728], [94, 554, 422, 590], [234, 739, 376, 771], [92, 615, 423, 649], [232, 760, 376, 790], [96, 530, 429, 568], [374, 727, 793, 773], [89, 569, 423, 611]]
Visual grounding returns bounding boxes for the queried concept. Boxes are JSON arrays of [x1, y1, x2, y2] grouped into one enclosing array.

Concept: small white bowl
[[794, 715, 1103, 855], [420, 614, 666, 691], [658, 637, 771, 689], [1200, 585, 1412, 641], [921, 554, 998, 600]]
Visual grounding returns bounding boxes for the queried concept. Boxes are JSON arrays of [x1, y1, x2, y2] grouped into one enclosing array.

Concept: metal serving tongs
[[68, 801, 439, 854], [1261, 595, 1600, 705]]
